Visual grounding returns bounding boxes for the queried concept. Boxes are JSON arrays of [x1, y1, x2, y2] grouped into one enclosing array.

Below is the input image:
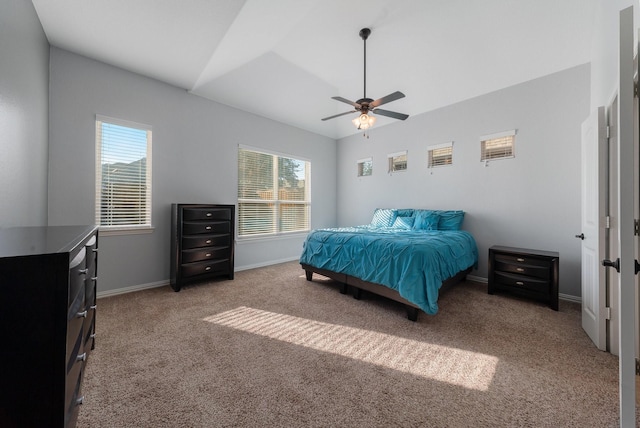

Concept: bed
[[299, 208, 478, 321]]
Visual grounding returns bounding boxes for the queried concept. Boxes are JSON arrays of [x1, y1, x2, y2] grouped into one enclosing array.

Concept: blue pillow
[[392, 216, 415, 229], [436, 210, 465, 230], [412, 210, 440, 231], [370, 208, 398, 227], [396, 209, 415, 218]]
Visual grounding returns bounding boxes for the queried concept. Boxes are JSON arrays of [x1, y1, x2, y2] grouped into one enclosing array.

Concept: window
[[428, 142, 453, 168], [480, 130, 516, 161], [357, 157, 373, 177], [388, 151, 408, 173], [237, 147, 310, 238], [95, 115, 152, 233]]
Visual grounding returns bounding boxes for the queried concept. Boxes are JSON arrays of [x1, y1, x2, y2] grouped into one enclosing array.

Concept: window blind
[[357, 157, 373, 177], [388, 151, 407, 172], [428, 142, 453, 167], [237, 147, 310, 237], [480, 130, 516, 161], [95, 116, 152, 230]]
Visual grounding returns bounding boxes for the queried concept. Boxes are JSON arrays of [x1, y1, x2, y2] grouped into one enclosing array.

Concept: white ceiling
[[32, 0, 596, 139]]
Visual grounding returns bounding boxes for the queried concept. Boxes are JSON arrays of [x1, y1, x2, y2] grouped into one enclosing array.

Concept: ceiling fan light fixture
[[352, 113, 376, 130]]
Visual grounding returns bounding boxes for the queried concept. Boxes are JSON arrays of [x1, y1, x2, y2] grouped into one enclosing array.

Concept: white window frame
[[237, 145, 311, 240], [95, 115, 153, 236], [357, 157, 373, 177], [480, 129, 516, 162], [387, 150, 408, 173], [427, 142, 454, 168]]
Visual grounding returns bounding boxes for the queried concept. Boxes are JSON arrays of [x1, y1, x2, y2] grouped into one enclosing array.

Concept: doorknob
[[575, 233, 585, 240], [602, 258, 620, 273]]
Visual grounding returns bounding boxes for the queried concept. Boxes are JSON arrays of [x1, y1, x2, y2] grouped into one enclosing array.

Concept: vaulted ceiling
[[32, 0, 596, 139]]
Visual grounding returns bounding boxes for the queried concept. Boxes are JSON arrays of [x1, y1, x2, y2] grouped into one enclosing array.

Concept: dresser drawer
[[64, 368, 84, 428], [183, 207, 231, 221], [182, 221, 230, 235], [182, 234, 230, 250], [181, 259, 230, 278], [69, 248, 87, 305], [493, 271, 549, 294], [494, 260, 550, 280], [182, 246, 230, 263]]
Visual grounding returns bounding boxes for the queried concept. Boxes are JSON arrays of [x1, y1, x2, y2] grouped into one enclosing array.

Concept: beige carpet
[[78, 261, 630, 427]]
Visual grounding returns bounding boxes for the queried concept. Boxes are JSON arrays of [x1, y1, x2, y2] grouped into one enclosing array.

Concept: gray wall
[[0, 0, 50, 227], [336, 64, 590, 298], [48, 48, 337, 293]]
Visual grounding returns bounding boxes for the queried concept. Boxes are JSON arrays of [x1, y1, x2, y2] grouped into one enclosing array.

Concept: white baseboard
[[465, 274, 581, 304], [97, 279, 168, 299], [97, 265, 582, 305]]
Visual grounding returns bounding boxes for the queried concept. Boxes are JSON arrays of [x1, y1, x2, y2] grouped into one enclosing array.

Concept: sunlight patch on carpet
[[203, 306, 498, 391]]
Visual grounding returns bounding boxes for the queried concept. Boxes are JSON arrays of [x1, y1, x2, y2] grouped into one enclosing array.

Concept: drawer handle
[[205, 266, 212, 271], [515, 281, 524, 286], [90, 304, 97, 310], [76, 310, 88, 318], [205, 226, 212, 230], [90, 333, 96, 339], [79, 269, 89, 275], [205, 240, 212, 244], [516, 258, 525, 262], [77, 352, 87, 362], [516, 268, 525, 272], [76, 396, 84, 406], [91, 276, 98, 281], [206, 213, 212, 217], [205, 253, 212, 257], [92, 248, 98, 253]]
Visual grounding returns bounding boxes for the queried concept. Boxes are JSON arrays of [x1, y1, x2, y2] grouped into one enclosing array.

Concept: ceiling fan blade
[[331, 96, 361, 108], [373, 109, 409, 121], [370, 91, 405, 108], [321, 110, 356, 121]]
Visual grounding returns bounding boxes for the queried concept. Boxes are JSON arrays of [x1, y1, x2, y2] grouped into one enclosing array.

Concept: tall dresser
[[0, 225, 98, 428], [170, 204, 234, 291]]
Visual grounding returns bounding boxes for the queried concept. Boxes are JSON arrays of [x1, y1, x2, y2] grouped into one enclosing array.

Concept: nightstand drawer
[[493, 271, 549, 294], [494, 260, 550, 280]]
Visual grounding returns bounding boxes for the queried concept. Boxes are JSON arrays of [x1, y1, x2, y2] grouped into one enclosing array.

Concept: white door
[[607, 96, 620, 356], [580, 106, 607, 351]]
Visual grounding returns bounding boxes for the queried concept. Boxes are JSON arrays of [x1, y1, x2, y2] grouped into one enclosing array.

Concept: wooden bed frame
[[301, 263, 472, 321]]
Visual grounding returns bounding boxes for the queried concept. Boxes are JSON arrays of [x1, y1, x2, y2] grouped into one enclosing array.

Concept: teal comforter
[[299, 226, 478, 315]]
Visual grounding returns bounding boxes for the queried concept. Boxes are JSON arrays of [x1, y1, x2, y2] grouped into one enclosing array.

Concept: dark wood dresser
[[170, 204, 234, 291], [0, 225, 98, 427], [488, 245, 559, 310]]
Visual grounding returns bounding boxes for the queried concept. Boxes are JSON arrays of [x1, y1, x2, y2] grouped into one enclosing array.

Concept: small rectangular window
[[357, 157, 373, 177], [480, 130, 516, 161], [388, 151, 407, 173], [428, 142, 453, 168], [95, 115, 152, 234]]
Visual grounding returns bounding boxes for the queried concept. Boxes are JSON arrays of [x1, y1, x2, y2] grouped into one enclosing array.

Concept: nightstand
[[488, 246, 559, 310]]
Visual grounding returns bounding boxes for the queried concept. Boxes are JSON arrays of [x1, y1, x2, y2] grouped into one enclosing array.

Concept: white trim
[[465, 274, 487, 283], [96, 114, 152, 131], [427, 141, 454, 150], [235, 256, 300, 272], [356, 157, 372, 164], [387, 150, 408, 158], [97, 279, 168, 298], [238, 143, 311, 163], [235, 231, 308, 244], [99, 226, 154, 236], [466, 275, 581, 303], [479, 129, 517, 142]]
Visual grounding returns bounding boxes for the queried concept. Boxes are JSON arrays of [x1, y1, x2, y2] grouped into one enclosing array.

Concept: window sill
[[98, 226, 155, 236], [236, 231, 308, 244]]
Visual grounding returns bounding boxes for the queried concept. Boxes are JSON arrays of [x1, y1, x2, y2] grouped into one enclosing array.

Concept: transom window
[[480, 130, 516, 161], [357, 157, 373, 177], [428, 142, 453, 168], [95, 115, 152, 234], [237, 147, 310, 237], [388, 151, 408, 173]]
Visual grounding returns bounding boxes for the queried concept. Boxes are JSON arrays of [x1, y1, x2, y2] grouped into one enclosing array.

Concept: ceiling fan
[[322, 28, 409, 131]]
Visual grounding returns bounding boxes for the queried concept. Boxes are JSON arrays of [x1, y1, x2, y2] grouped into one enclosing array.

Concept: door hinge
[[605, 216, 611, 229], [635, 82, 639, 98], [605, 307, 611, 320], [606, 125, 611, 139], [635, 219, 640, 236], [636, 358, 640, 376]]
